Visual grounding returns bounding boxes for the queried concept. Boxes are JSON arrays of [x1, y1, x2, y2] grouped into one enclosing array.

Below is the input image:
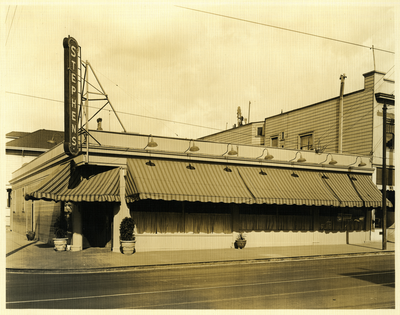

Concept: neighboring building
[[9, 129, 391, 252], [200, 70, 395, 231], [5, 130, 64, 226]]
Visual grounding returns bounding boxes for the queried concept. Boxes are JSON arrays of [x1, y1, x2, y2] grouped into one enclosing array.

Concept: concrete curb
[[6, 250, 395, 275]]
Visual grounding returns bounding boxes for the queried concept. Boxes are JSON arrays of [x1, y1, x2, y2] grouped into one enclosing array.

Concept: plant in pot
[[26, 231, 35, 241], [53, 214, 68, 251], [234, 232, 247, 249], [120, 217, 136, 255]]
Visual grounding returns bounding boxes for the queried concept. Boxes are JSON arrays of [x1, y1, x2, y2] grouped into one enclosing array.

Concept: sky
[[1, 0, 398, 141]]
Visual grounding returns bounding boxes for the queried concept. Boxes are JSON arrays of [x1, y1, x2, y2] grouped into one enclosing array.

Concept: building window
[[299, 133, 313, 150], [376, 167, 395, 186], [257, 127, 263, 136], [7, 189, 11, 208], [271, 136, 278, 147]]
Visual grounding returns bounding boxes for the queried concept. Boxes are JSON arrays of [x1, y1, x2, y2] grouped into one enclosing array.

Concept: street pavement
[[6, 230, 395, 273]]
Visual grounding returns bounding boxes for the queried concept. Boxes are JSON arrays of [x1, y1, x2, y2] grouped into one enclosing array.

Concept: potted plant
[[26, 231, 35, 241], [120, 217, 136, 254], [234, 232, 247, 249], [53, 214, 68, 251]]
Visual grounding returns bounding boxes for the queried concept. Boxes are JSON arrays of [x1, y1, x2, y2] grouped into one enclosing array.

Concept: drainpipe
[[338, 74, 346, 153]]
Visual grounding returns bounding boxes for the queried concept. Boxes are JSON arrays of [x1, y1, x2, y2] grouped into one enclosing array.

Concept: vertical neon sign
[[63, 36, 80, 156]]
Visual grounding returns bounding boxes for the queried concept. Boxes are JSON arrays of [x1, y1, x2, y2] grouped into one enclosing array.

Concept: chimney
[[97, 118, 103, 131]]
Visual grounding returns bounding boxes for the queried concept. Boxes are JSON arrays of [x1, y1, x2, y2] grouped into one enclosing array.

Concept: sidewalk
[[6, 230, 395, 274]]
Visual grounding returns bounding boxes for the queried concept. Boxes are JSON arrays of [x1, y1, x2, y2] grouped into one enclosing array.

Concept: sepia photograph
[[2, 0, 398, 311]]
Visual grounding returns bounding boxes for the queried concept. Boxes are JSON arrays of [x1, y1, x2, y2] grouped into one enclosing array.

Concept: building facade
[[5, 130, 64, 227], [201, 70, 395, 229], [9, 130, 390, 252]]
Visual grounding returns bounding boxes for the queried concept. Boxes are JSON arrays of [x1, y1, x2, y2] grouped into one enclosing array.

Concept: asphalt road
[[6, 254, 395, 309]]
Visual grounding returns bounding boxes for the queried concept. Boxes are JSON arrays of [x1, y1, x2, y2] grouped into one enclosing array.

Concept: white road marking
[[7, 270, 394, 305]]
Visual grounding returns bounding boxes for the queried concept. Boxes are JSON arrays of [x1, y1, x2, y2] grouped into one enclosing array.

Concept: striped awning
[[126, 159, 254, 204], [348, 174, 392, 208], [25, 161, 120, 202], [320, 172, 364, 207], [237, 167, 340, 207]]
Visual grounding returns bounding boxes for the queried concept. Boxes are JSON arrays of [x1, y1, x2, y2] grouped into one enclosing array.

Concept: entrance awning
[[320, 172, 364, 207], [126, 159, 254, 204], [25, 161, 120, 202], [349, 174, 393, 208], [237, 167, 340, 206]]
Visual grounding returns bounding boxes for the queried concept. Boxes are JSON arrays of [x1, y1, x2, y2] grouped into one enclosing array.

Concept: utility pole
[[375, 93, 395, 250], [382, 102, 387, 250]]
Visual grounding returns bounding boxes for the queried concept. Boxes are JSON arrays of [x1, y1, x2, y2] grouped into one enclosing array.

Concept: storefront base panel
[[135, 234, 234, 252], [133, 231, 371, 252], [245, 231, 370, 248]]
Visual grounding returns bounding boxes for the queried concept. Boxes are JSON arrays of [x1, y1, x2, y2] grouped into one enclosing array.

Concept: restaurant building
[[9, 129, 391, 252]]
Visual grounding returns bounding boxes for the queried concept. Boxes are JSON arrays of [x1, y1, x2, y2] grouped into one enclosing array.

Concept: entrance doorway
[[81, 202, 113, 248]]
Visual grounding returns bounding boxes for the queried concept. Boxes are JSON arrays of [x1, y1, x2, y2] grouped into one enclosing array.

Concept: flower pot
[[235, 240, 247, 249], [26, 232, 35, 241], [53, 238, 68, 251], [120, 240, 136, 255]]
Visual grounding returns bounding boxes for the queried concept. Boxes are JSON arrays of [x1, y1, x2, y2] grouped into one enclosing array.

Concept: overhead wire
[[5, 5, 17, 46], [175, 5, 394, 54], [4, 89, 226, 133], [6, 6, 394, 142], [92, 67, 179, 136]]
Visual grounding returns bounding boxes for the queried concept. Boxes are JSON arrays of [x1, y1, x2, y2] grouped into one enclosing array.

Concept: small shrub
[[236, 233, 246, 241], [120, 217, 135, 241], [54, 214, 67, 238]]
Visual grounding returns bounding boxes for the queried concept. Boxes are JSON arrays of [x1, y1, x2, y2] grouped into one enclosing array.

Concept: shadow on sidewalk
[[6, 241, 39, 257], [349, 243, 387, 251]]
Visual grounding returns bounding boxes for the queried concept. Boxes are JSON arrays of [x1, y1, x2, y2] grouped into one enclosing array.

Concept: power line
[[5, 90, 225, 132], [5, 5, 17, 46], [176, 5, 394, 54], [5, 5, 11, 23], [6, 91, 63, 103]]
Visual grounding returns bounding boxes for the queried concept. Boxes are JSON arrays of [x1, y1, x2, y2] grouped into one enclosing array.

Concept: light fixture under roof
[[223, 143, 238, 156], [146, 160, 155, 167], [228, 146, 238, 156], [184, 140, 200, 153], [349, 156, 366, 168], [257, 148, 274, 160], [265, 152, 274, 160], [319, 153, 337, 165], [144, 135, 158, 149], [47, 136, 56, 145], [297, 154, 306, 163], [224, 166, 232, 172], [329, 157, 338, 165], [289, 151, 306, 163], [186, 163, 195, 170]]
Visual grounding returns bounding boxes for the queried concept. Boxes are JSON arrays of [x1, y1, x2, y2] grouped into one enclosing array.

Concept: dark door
[[82, 202, 113, 248]]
